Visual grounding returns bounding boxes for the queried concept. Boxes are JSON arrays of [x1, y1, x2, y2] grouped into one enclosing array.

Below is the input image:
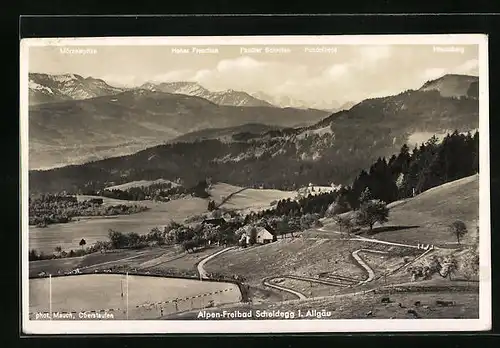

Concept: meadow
[[29, 196, 208, 253]]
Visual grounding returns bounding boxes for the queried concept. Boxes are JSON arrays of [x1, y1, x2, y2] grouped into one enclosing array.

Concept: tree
[[108, 229, 127, 249], [334, 215, 353, 236], [207, 200, 216, 211], [29, 249, 39, 261], [249, 227, 257, 245], [440, 255, 458, 280], [359, 187, 373, 203], [54, 246, 62, 254], [126, 232, 141, 247], [449, 220, 468, 245], [460, 248, 479, 282], [182, 240, 197, 253], [355, 200, 389, 233], [79, 238, 86, 249]]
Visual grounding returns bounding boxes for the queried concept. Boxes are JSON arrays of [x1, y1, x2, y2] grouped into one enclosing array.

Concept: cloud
[[454, 59, 479, 75], [325, 63, 351, 78], [357, 46, 393, 64], [422, 68, 448, 81], [421, 59, 479, 84], [151, 69, 195, 83], [102, 47, 478, 108], [216, 56, 265, 72]]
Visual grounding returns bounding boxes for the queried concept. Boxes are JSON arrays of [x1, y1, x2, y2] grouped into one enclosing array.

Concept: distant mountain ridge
[[251, 91, 355, 112], [170, 123, 283, 144], [28, 73, 126, 105], [29, 74, 479, 194], [28, 89, 329, 169], [140, 81, 274, 107]]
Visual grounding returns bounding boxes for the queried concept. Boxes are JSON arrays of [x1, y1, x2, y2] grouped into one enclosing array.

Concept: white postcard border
[[20, 34, 491, 334]]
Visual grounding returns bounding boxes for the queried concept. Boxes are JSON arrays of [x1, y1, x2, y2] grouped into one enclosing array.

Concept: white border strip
[[21, 34, 487, 46], [20, 34, 491, 334]]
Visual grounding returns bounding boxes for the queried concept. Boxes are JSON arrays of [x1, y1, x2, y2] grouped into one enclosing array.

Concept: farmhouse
[[256, 227, 274, 244]]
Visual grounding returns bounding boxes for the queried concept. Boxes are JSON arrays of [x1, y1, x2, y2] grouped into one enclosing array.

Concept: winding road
[[351, 249, 388, 284], [197, 247, 236, 279]]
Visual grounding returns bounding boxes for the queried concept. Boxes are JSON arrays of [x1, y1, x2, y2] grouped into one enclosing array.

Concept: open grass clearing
[[209, 182, 296, 213], [368, 174, 479, 247], [29, 196, 208, 253]]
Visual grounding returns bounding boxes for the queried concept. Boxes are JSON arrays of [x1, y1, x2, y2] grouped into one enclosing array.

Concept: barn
[[256, 227, 274, 244]]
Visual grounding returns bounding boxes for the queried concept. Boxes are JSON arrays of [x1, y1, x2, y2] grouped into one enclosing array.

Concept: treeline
[[29, 194, 149, 227], [101, 183, 187, 201], [321, 130, 479, 211], [83, 180, 209, 202], [242, 130, 478, 234], [104, 218, 244, 253]]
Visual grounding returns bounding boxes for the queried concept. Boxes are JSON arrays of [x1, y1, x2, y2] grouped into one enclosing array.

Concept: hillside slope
[[370, 174, 479, 247], [170, 123, 283, 144]]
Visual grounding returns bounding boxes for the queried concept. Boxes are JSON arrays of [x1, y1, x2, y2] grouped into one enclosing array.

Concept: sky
[[29, 44, 480, 106]]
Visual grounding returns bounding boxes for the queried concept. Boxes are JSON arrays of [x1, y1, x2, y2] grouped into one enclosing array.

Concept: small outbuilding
[[256, 227, 274, 244]]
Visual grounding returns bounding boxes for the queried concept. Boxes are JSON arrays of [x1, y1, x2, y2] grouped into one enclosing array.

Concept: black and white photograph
[[20, 35, 491, 334]]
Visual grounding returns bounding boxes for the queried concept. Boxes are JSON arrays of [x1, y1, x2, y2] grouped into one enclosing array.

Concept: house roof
[[256, 228, 274, 239]]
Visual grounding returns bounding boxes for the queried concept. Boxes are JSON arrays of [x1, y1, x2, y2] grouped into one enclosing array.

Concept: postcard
[[20, 34, 490, 334]]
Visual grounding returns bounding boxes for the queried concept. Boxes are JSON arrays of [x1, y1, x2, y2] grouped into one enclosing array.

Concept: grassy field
[[29, 244, 224, 277], [29, 273, 241, 319], [369, 174, 479, 247], [209, 182, 296, 213], [29, 196, 208, 253], [29, 246, 177, 277], [167, 281, 478, 320]]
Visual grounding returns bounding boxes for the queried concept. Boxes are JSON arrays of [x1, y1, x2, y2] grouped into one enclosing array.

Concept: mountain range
[[140, 81, 275, 108], [28, 73, 126, 105], [29, 74, 480, 194], [28, 73, 351, 111], [251, 91, 356, 112], [28, 89, 329, 169]]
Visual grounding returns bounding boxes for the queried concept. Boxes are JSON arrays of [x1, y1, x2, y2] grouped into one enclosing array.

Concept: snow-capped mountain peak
[[28, 73, 126, 105], [139, 81, 274, 107]]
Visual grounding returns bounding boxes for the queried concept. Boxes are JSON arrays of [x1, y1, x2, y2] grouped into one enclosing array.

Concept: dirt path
[[314, 225, 439, 250], [197, 247, 236, 279], [262, 278, 308, 300], [351, 249, 388, 284]]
